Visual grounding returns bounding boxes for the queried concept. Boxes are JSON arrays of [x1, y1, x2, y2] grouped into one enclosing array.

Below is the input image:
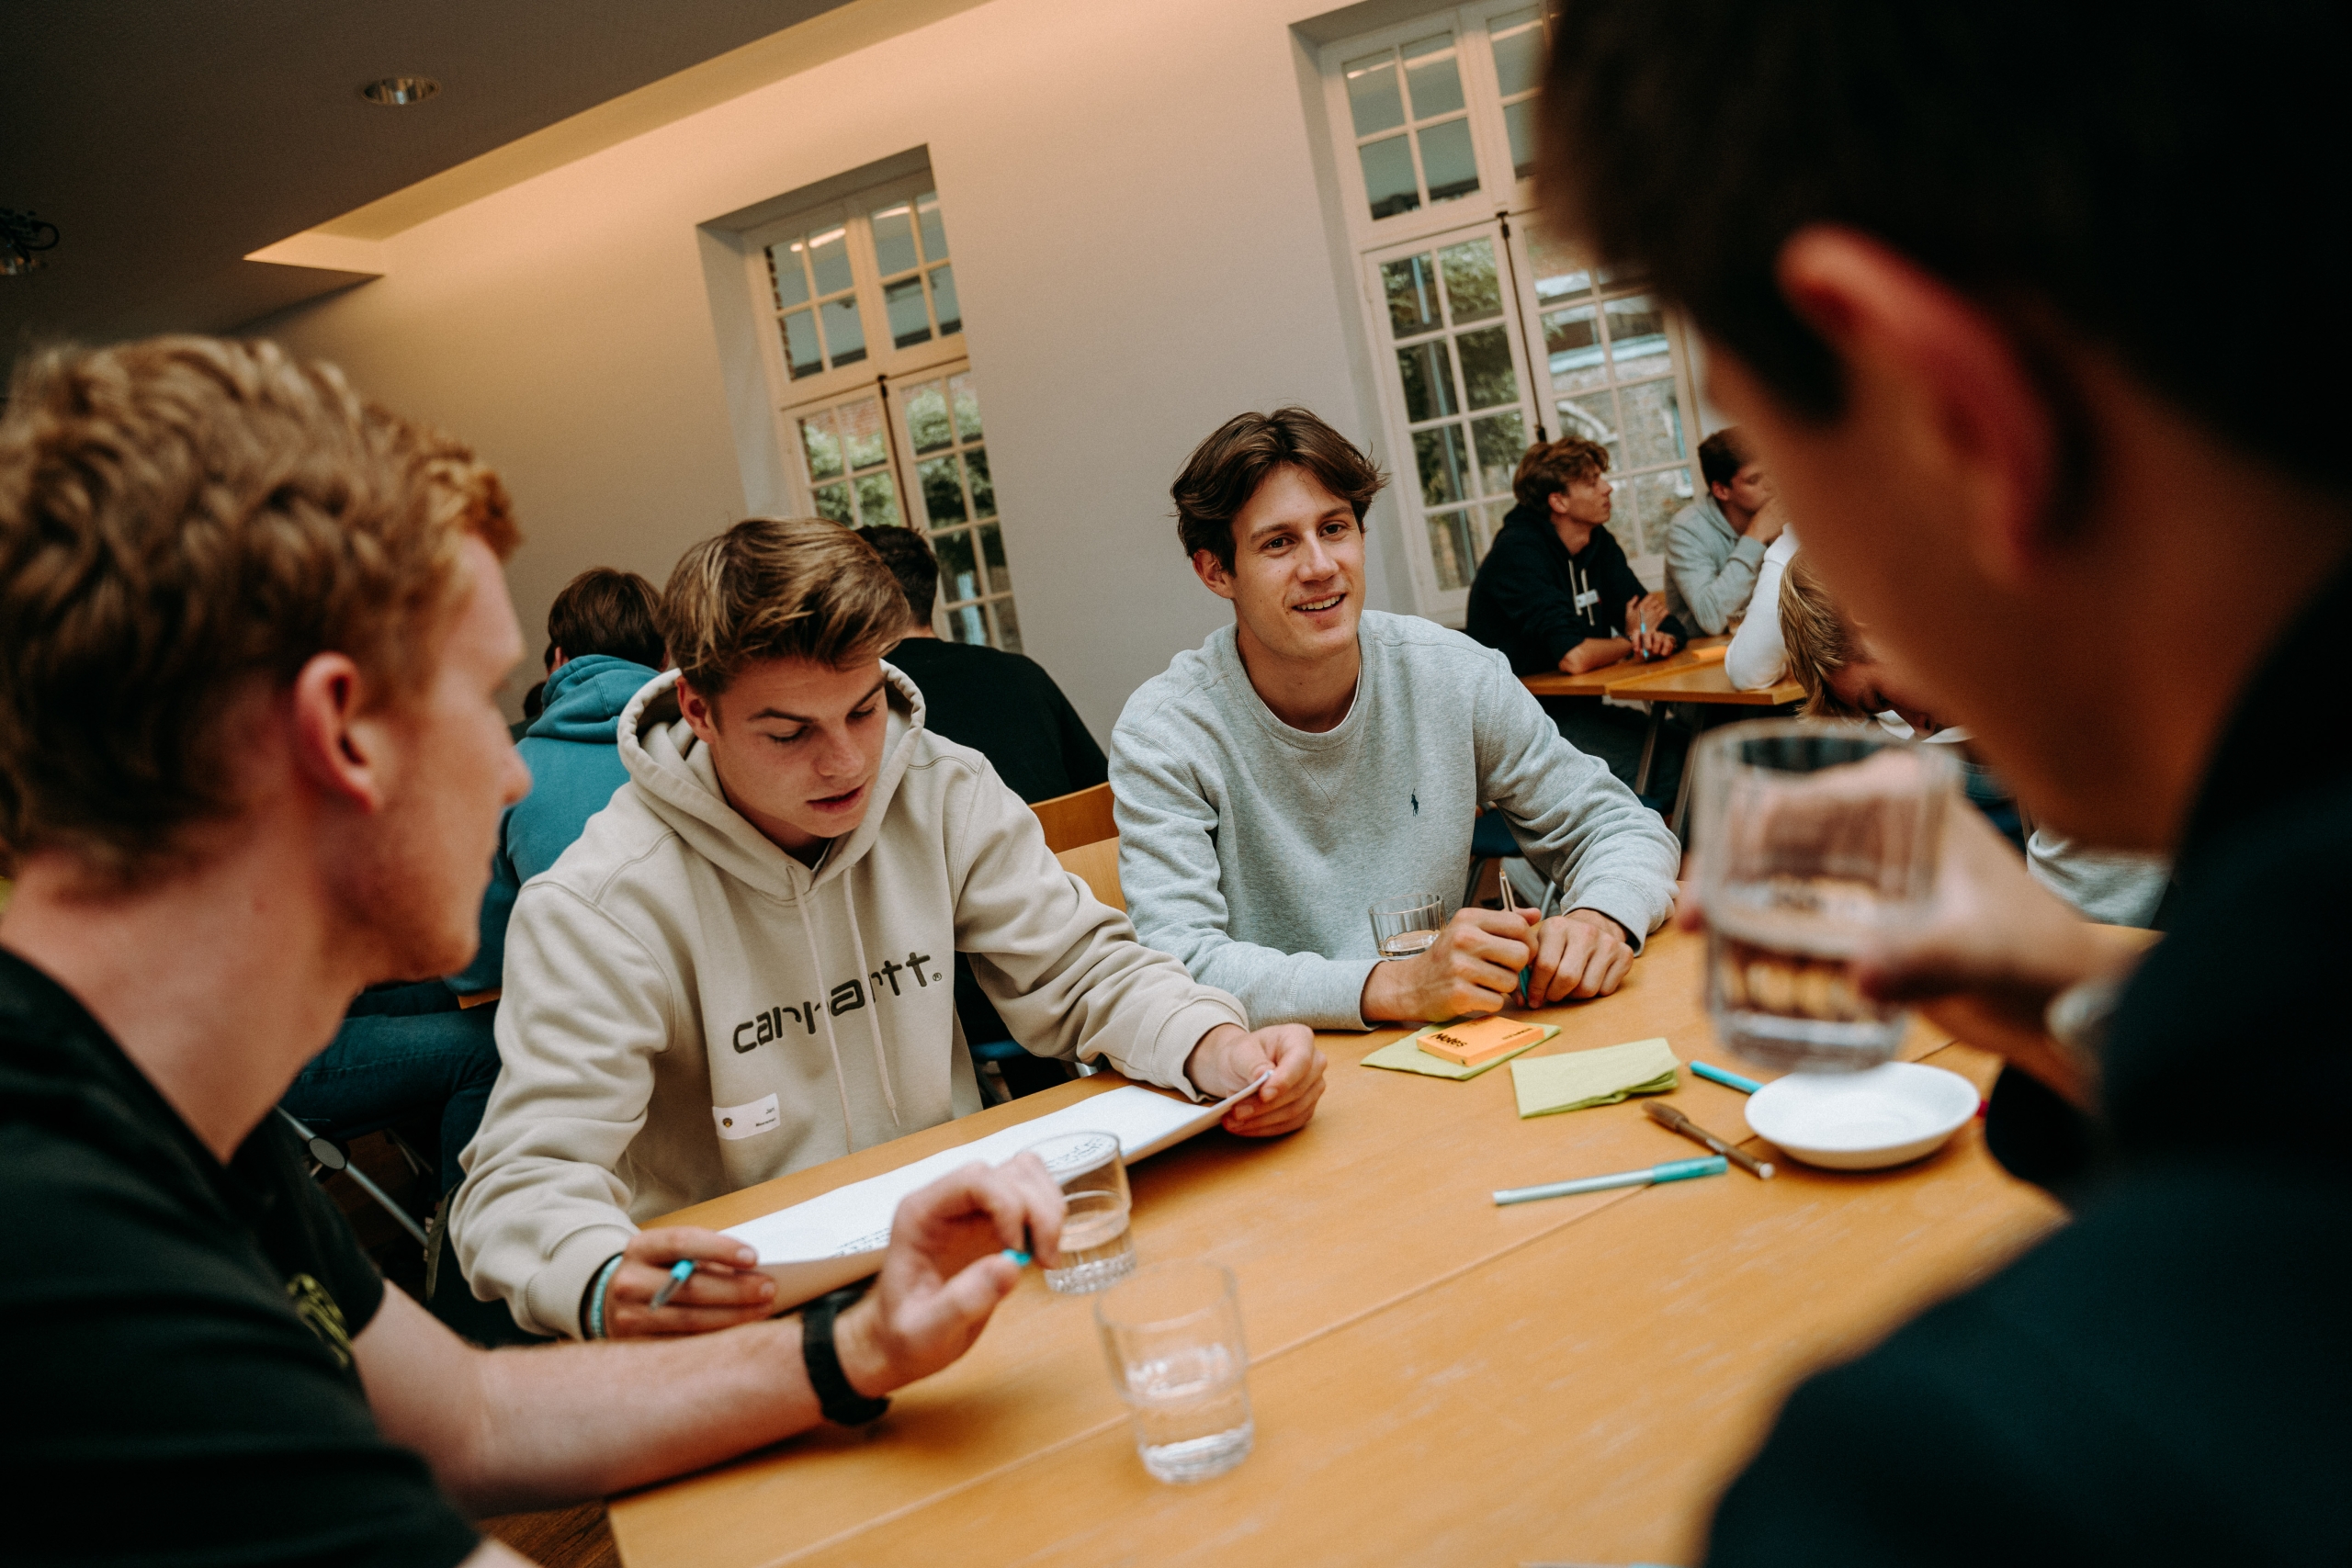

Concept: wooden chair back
[[1031, 781, 1116, 854], [1055, 837, 1125, 913]]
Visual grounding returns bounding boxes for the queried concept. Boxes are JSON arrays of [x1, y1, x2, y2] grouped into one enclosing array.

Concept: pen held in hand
[[650, 1258, 696, 1308], [1645, 1100, 1774, 1179]]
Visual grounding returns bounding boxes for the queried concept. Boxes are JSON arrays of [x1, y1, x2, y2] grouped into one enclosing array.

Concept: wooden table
[[1519, 636, 1731, 699], [607, 929, 2060, 1568]]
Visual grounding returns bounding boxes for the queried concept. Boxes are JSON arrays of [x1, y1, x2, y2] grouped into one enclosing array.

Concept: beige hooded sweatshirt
[[451, 665, 1245, 1337]]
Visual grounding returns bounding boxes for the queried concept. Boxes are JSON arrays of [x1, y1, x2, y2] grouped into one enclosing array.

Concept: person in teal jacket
[[285, 570, 664, 1203]]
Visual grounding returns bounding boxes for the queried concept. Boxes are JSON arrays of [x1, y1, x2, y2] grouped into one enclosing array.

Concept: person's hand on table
[[1185, 1022, 1327, 1135], [831, 1156, 1067, 1398], [1528, 908, 1635, 1001], [1622, 595, 1678, 660], [1362, 906, 1538, 1022], [1559, 636, 1633, 675], [598, 1226, 779, 1338]]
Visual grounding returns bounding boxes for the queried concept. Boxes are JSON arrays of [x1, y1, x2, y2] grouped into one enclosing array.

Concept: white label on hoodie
[[712, 1092, 781, 1141]]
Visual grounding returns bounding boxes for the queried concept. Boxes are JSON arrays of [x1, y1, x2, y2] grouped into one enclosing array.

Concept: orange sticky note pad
[[1419, 1016, 1547, 1066]]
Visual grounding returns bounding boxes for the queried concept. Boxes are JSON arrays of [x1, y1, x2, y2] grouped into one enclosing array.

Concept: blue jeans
[[284, 1002, 501, 1196]]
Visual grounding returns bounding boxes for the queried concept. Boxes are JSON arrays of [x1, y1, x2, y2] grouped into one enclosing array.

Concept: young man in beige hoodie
[[454, 519, 1326, 1341]]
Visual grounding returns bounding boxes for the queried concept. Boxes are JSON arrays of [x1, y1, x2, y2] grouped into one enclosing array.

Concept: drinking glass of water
[[1021, 1129, 1135, 1293], [1093, 1259, 1254, 1483], [1369, 892, 1444, 960], [1692, 718, 1957, 1073]]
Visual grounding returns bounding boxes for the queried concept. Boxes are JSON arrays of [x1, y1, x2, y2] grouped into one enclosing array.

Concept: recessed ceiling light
[[360, 76, 440, 107]]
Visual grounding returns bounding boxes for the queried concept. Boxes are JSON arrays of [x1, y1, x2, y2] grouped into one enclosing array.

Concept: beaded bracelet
[[583, 1252, 626, 1340]]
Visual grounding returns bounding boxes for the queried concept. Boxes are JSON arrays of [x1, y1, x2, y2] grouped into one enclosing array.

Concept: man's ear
[[1190, 547, 1238, 602], [288, 652, 390, 813], [676, 676, 722, 746], [1774, 225, 2060, 585]]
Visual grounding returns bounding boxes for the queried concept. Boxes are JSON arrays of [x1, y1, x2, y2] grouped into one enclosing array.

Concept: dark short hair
[[1512, 436, 1611, 510], [1171, 408, 1386, 570], [1540, 0, 2345, 490], [855, 525, 937, 626], [1697, 428, 1751, 491], [547, 567, 663, 670], [661, 518, 905, 696]]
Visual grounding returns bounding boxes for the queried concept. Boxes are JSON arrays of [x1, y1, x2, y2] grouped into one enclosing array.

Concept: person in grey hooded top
[[453, 520, 1325, 1342], [1112, 410, 1682, 1033]]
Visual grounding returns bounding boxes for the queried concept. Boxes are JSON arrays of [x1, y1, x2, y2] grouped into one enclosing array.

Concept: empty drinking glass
[[1022, 1129, 1134, 1293], [1369, 892, 1445, 959], [1692, 719, 1957, 1072], [1094, 1260, 1255, 1483]]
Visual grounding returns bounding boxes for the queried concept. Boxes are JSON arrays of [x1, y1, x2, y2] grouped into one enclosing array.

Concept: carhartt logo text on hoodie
[[731, 951, 944, 1053]]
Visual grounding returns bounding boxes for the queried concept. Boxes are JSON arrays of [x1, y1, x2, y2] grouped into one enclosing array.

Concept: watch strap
[[802, 1280, 890, 1427]]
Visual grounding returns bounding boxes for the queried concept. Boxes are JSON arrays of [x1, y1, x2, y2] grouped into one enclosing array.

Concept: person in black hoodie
[[1465, 435, 1686, 795]]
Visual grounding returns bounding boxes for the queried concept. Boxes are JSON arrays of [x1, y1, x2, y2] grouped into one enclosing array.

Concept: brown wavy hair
[[1171, 407, 1387, 571], [661, 518, 908, 698]]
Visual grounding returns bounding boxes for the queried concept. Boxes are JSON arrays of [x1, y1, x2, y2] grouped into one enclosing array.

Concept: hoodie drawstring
[[840, 881, 902, 1128], [791, 883, 864, 1156]]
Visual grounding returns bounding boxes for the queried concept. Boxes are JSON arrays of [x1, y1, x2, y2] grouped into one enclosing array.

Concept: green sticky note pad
[[1361, 1021, 1561, 1080], [1510, 1036, 1680, 1118]]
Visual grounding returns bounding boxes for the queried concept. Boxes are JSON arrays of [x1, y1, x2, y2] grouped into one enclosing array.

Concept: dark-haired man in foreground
[[0, 338, 1072, 1566], [1111, 407, 1680, 1031], [1544, 0, 2348, 1560]]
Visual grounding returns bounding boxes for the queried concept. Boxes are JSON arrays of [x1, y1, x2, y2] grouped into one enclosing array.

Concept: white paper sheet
[[725, 1075, 1269, 1307]]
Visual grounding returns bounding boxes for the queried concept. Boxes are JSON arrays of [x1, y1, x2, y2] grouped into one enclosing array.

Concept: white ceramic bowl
[[1744, 1062, 1980, 1171]]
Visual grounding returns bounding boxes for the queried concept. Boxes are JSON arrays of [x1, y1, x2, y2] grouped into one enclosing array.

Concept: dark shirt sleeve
[[1470, 529, 1598, 673], [0, 1124, 479, 1568]]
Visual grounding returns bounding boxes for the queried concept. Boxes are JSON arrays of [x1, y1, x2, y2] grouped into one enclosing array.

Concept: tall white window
[[1320, 3, 1705, 623], [742, 175, 1021, 650]]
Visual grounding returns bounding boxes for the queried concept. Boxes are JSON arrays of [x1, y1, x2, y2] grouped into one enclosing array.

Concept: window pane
[[839, 396, 889, 470], [1359, 135, 1419, 221], [812, 482, 852, 525], [1343, 52, 1406, 138], [990, 596, 1022, 654], [1627, 467, 1695, 556], [871, 203, 919, 276], [767, 242, 810, 310], [1502, 99, 1538, 183], [808, 227, 854, 296], [1556, 389, 1623, 470], [1456, 325, 1519, 410], [950, 372, 982, 440], [799, 412, 843, 479], [1488, 8, 1544, 96], [1396, 339, 1459, 423], [1605, 294, 1670, 372], [965, 446, 995, 516], [854, 471, 900, 528], [978, 522, 1011, 594], [1620, 378, 1687, 468], [915, 192, 949, 263], [1381, 254, 1441, 337], [1418, 119, 1479, 204], [935, 528, 980, 602], [905, 380, 952, 453], [1427, 507, 1474, 591], [928, 264, 962, 336], [1471, 411, 1527, 497], [949, 603, 987, 645], [820, 296, 867, 367], [781, 310, 823, 378], [1401, 34, 1465, 119], [1413, 423, 1472, 507], [919, 456, 967, 525], [1544, 303, 1608, 391], [884, 276, 932, 349], [1438, 239, 1501, 323], [1528, 226, 1591, 299]]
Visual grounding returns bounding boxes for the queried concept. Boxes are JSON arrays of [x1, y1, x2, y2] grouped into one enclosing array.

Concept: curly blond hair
[[1776, 551, 1871, 721], [0, 335, 519, 882]]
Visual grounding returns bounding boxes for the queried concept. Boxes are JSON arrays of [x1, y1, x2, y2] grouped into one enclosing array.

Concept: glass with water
[[1369, 892, 1445, 960], [1021, 1129, 1135, 1293], [1692, 719, 1956, 1072], [1094, 1260, 1255, 1483]]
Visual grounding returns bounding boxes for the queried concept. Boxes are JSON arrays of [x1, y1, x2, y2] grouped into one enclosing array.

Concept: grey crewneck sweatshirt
[[1110, 611, 1681, 1031]]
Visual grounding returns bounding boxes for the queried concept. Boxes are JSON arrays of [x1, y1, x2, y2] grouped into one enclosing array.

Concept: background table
[[607, 929, 2059, 1568]]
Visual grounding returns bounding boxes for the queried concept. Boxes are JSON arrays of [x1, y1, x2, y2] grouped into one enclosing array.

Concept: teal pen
[[1493, 1155, 1727, 1207], [1499, 875, 1532, 1004], [650, 1258, 695, 1308], [1690, 1060, 1763, 1094]]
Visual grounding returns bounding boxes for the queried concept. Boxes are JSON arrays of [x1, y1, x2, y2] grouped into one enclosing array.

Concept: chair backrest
[[1056, 836, 1125, 913], [1032, 781, 1117, 854]]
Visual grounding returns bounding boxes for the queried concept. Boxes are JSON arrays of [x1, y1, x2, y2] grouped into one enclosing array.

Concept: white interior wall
[[246, 0, 1398, 739]]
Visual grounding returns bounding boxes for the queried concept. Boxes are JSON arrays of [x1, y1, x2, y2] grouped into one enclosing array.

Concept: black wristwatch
[[801, 1280, 891, 1427]]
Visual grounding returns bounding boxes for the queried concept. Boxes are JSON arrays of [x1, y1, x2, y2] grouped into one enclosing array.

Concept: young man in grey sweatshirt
[[1111, 409, 1682, 1032], [1663, 426, 1784, 635]]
